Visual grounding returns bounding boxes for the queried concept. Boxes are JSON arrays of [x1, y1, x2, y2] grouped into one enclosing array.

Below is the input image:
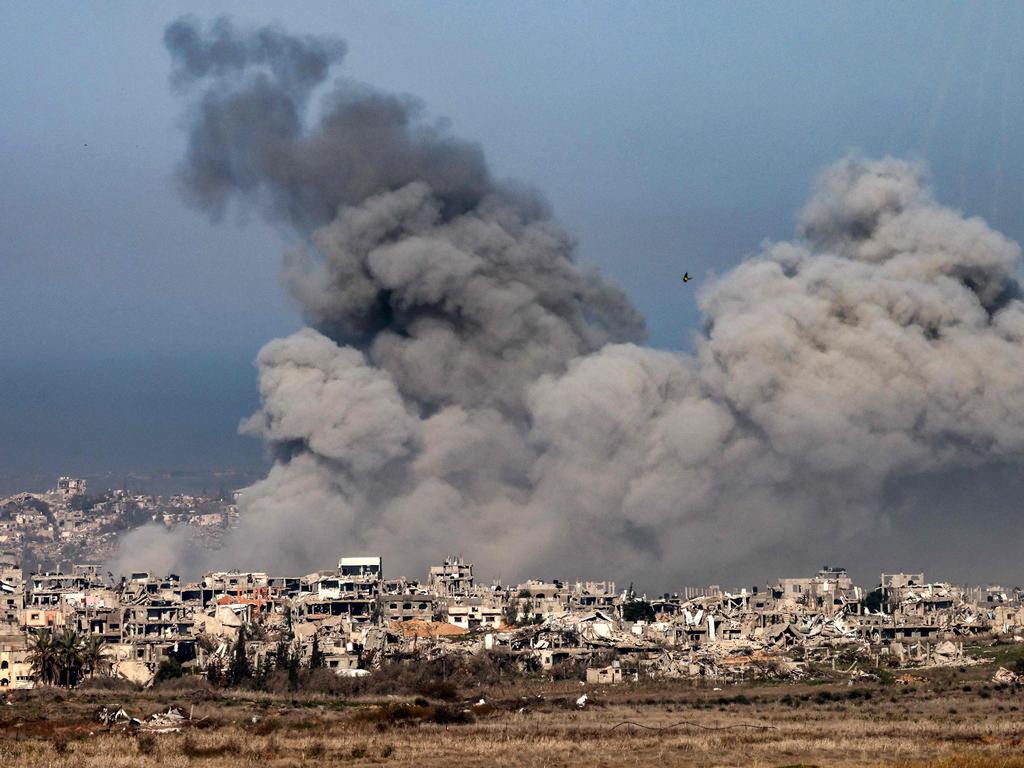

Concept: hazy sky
[[3, 1, 1023, 478]]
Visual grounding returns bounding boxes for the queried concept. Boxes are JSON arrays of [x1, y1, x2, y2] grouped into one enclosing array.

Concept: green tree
[[252, 654, 269, 691], [287, 645, 301, 691], [81, 635, 107, 678], [227, 626, 251, 687], [154, 657, 183, 684], [309, 636, 325, 670], [26, 628, 57, 685], [275, 641, 290, 670], [206, 659, 223, 686], [55, 629, 84, 687], [502, 600, 520, 628]]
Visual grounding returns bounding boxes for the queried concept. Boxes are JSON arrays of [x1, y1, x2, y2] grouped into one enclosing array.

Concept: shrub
[[351, 701, 478, 729], [136, 733, 158, 755], [78, 676, 139, 693], [430, 705, 475, 725], [306, 741, 325, 758], [51, 735, 69, 755], [154, 675, 215, 696], [352, 703, 420, 727], [153, 657, 183, 685], [182, 736, 240, 758], [417, 680, 459, 701], [302, 668, 349, 696], [254, 719, 282, 736]]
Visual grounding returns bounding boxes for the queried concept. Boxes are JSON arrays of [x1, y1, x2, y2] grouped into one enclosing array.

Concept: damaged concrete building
[[0, 551, 1021, 689]]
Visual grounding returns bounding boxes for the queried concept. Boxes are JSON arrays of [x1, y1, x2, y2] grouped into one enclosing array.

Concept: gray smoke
[[108, 18, 1024, 586]]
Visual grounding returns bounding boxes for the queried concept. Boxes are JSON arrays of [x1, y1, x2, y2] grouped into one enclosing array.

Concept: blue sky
[[2, 1, 1023, 477]]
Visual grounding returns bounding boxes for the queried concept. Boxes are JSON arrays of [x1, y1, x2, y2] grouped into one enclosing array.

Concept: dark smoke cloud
[[108, 19, 1024, 587], [166, 16, 493, 234], [166, 16, 345, 99]]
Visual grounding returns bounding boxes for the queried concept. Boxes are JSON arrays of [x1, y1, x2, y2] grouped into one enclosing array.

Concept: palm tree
[[54, 628, 84, 687], [26, 628, 57, 685], [81, 635, 107, 678]]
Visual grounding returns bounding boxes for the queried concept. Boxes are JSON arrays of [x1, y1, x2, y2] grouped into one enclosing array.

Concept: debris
[[97, 705, 189, 733], [992, 667, 1023, 685], [141, 707, 187, 733], [97, 706, 139, 727], [895, 675, 924, 686]]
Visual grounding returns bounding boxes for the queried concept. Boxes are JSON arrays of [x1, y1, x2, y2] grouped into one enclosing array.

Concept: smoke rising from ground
[[109, 17, 1024, 586]]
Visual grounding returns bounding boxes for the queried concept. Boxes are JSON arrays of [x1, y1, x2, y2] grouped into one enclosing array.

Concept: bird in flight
[[682, 272, 691, 283]]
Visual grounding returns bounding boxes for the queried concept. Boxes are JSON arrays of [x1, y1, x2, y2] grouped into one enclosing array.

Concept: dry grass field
[[3, 660, 1024, 767]]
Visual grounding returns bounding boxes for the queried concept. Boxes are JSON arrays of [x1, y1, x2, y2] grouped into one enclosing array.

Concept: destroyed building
[[428, 556, 474, 597], [0, 550, 1021, 690], [0, 477, 239, 570]]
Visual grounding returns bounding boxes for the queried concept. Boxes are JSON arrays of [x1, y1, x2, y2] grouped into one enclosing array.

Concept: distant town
[[0, 475, 242, 570], [1, 477, 1023, 691]]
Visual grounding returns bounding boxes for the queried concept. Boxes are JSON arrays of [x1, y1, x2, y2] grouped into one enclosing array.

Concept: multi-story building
[[293, 557, 383, 625], [0, 552, 23, 626], [56, 477, 87, 499], [428, 556, 474, 597]]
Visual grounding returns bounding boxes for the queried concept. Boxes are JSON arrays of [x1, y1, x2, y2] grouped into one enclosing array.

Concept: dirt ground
[[2, 662, 1024, 767]]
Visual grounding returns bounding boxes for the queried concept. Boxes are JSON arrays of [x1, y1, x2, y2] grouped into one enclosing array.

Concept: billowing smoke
[[109, 17, 1024, 586]]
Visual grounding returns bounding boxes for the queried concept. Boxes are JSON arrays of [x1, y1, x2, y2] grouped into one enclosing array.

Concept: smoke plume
[[109, 17, 1024, 586]]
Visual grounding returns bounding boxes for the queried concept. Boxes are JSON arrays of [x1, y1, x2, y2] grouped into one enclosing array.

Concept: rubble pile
[[98, 705, 190, 733], [992, 667, 1024, 685]]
